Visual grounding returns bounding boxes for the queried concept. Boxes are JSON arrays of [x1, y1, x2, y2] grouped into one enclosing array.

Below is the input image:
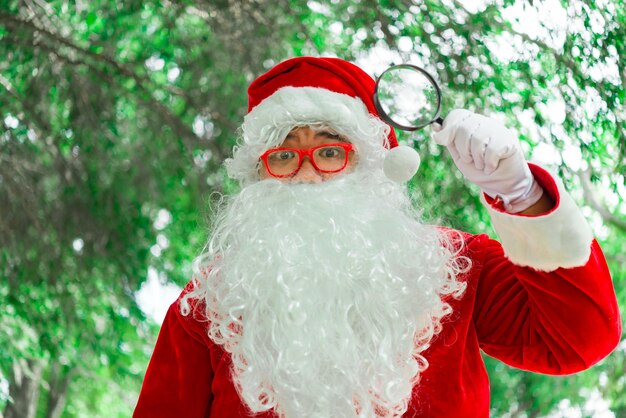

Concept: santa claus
[[134, 57, 621, 418]]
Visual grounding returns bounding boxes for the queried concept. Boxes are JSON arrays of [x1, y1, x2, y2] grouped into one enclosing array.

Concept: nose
[[292, 157, 323, 183]]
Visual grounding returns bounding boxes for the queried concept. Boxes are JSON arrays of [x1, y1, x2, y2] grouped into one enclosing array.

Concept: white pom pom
[[383, 145, 421, 183]]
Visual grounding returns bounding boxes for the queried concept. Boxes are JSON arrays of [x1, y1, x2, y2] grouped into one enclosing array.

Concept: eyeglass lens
[[266, 145, 348, 176]]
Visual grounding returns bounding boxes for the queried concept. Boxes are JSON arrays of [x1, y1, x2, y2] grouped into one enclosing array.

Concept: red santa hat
[[243, 56, 420, 183]]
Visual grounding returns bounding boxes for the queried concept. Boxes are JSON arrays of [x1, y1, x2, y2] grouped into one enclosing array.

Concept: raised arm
[[472, 165, 621, 374]]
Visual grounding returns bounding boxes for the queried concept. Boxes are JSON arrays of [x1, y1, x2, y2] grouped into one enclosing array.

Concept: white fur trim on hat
[[483, 169, 593, 272], [242, 86, 385, 148]]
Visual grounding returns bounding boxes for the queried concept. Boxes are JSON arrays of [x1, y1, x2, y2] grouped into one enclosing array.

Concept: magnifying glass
[[374, 64, 444, 132]]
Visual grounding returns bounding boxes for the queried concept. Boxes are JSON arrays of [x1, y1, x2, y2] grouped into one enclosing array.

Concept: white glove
[[431, 109, 543, 213]]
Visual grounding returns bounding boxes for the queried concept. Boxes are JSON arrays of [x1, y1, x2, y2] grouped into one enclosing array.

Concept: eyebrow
[[315, 130, 343, 140], [284, 130, 348, 142]]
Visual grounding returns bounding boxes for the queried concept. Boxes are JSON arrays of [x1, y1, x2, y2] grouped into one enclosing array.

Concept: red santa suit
[[134, 164, 621, 417], [134, 57, 621, 417]]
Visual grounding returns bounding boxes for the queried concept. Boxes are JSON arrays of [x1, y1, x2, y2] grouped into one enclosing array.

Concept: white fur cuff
[[483, 172, 594, 272]]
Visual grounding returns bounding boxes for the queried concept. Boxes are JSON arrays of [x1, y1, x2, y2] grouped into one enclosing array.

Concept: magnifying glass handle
[[431, 116, 445, 131]]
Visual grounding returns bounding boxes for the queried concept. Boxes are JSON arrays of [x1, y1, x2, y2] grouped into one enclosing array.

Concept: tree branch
[[0, 12, 228, 162], [576, 169, 626, 232]]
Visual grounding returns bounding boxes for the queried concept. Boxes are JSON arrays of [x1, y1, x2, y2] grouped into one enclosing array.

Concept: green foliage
[[1, 0, 624, 416]]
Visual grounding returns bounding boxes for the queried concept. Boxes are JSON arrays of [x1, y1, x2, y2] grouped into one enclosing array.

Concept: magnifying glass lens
[[375, 66, 441, 130]]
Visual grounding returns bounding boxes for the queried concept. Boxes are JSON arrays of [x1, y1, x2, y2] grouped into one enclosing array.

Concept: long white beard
[[184, 170, 466, 418]]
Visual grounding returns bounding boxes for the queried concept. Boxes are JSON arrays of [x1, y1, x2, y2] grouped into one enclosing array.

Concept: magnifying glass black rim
[[373, 64, 443, 132]]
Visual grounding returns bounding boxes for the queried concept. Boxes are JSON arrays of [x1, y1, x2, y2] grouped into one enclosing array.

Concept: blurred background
[[1, 0, 624, 416]]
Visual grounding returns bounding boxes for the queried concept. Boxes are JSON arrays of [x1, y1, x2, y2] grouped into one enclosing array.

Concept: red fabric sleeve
[[472, 237, 622, 374], [134, 295, 214, 417], [473, 162, 621, 373]]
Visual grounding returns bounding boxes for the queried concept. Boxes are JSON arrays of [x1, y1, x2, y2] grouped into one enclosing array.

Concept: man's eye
[[318, 147, 342, 158], [269, 150, 295, 161]]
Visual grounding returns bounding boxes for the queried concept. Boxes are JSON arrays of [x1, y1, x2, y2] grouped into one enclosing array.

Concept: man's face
[[258, 126, 357, 183]]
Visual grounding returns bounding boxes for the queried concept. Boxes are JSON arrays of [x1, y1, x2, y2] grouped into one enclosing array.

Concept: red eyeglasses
[[259, 143, 355, 178]]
